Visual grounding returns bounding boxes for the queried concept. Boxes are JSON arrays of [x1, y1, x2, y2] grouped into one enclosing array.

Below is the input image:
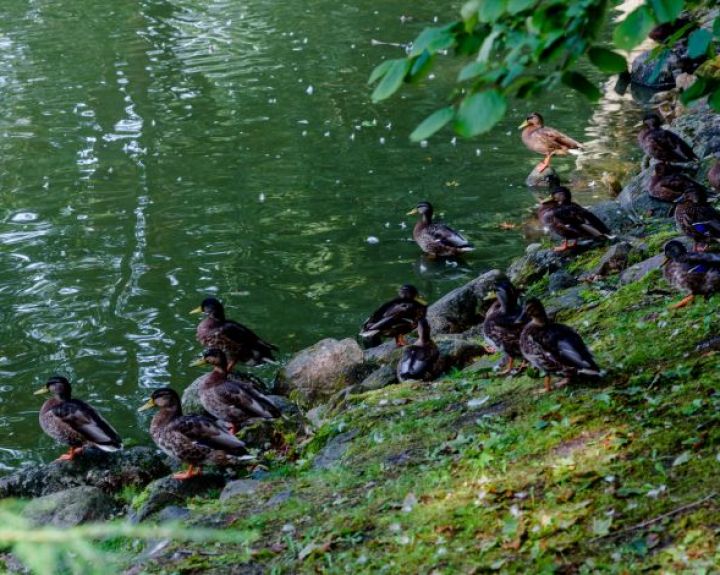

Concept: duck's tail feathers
[[578, 368, 604, 377], [359, 328, 380, 338], [95, 443, 122, 452], [568, 148, 583, 156], [458, 245, 475, 252]]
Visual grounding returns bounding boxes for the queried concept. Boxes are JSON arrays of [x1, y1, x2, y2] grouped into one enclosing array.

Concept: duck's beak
[[138, 398, 156, 412], [518, 120, 530, 129], [540, 196, 554, 204], [33, 387, 49, 396], [661, 256, 670, 267], [674, 193, 686, 204], [190, 306, 203, 314], [633, 121, 643, 128], [190, 357, 208, 367], [414, 296, 428, 305], [407, 208, 419, 215], [483, 291, 498, 302]]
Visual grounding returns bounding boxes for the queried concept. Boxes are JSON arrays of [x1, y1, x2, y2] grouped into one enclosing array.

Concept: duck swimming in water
[[519, 112, 583, 173], [35, 376, 122, 462], [407, 201, 474, 257]]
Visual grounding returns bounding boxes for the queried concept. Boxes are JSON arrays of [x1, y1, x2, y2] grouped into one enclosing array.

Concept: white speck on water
[[324, 131, 330, 137], [176, 176, 182, 182], [385, 122, 392, 130], [450, 137, 457, 146], [428, 73, 436, 80], [366, 236, 380, 245], [506, 131, 512, 136], [167, 274, 178, 287], [11, 212, 38, 223], [58, 287, 79, 295], [301, 130, 307, 137], [476, 148, 481, 156], [399, 222, 407, 229], [303, 37, 308, 44], [379, 137, 385, 144], [297, 119, 309, 124], [445, 260, 458, 268], [350, 133, 355, 141], [259, 192, 265, 202], [420, 140, 428, 148], [305, 85, 314, 95]]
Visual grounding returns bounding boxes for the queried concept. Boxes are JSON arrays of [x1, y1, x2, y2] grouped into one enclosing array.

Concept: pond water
[[0, 0, 643, 469]]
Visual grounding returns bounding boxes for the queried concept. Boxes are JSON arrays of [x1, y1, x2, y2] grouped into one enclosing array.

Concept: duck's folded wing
[[218, 381, 281, 418], [551, 326, 599, 372], [222, 321, 278, 352], [540, 127, 583, 150], [363, 300, 416, 331], [430, 224, 472, 248], [175, 415, 247, 452], [51, 401, 122, 447]]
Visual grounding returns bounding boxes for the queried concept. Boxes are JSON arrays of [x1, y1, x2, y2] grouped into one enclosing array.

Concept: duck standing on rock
[[482, 278, 527, 375], [649, 163, 709, 204], [138, 387, 252, 480], [396, 318, 441, 382], [708, 157, 720, 192], [35, 376, 122, 462], [519, 112, 583, 173], [638, 113, 696, 163], [191, 348, 281, 434], [360, 284, 427, 346], [407, 201, 474, 257], [542, 186, 614, 252], [518, 298, 601, 392], [674, 188, 720, 251], [662, 240, 720, 309], [192, 297, 277, 370]]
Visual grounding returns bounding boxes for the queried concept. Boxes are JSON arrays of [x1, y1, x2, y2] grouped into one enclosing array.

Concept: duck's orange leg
[[173, 465, 202, 480], [670, 294, 695, 309], [553, 239, 570, 252], [55, 447, 83, 462], [395, 334, 408, 347], [543, 375, 553, 393], [498, 357, 514, 375]]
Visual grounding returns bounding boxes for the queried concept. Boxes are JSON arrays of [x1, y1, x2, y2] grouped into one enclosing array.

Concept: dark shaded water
[[0, 0, 642, 468]]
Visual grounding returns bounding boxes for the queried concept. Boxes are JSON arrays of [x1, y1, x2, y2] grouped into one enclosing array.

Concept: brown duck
[[138, 387, 252, 480], [482, 278, 527, 375], [518, 298, 601, 392], [674, 188, 720, 251], [407, 201, 474, 257], [542, 186, 614, 251], [649, 163, 709, 203], [662, 240, 720, 309], [396, 318, 441, 382], [519, 113, 583, 173], [192, 297, 277, 370], [638, 113, 696, 163], [191, 348, 280, 434], [35, 376, 122, 461], [360, 284, 427, 346]]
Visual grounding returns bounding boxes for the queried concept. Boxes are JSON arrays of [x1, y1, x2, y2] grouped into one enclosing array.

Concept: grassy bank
[[132, 221, 720, 574]]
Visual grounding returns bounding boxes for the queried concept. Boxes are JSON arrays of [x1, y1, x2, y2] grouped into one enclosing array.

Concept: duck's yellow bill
[[189, 357, 207, 367], [415, 297, 428, 305], [540, 196, 554, 204], [483, 291, 498, 302], [190, 306, 203, 314], [138, 398, 156, 412], [407, 208, 419, 215], [518, 120, 530, 129], [33, 387, 49, 396], [661, 257, 670, 267]]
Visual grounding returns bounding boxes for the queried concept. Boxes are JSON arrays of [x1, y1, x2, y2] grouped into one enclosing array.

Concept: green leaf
[[478, 0, 506, 23], [478, 29, 502, 63], [687, 28, 713, 59], [409, 51, 434, 82], [679, 76, 708, 104], [458, 61, 485, 82], [410, 26, 456, 57], [562, 71, 601, 101], [410, 107, 455, 142], [368, 60, 395, 85], [710, 89, 720, 112], [461, 0, 481, 21], [507, 0, 535, 14], [649, 0, 683, 24], [371, 59, 411, 103], [454, 90, 507, 137], [613, 6, 655, 51], [588, 46, 627, 74]]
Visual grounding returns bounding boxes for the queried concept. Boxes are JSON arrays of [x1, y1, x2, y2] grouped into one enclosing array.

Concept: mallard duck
[[482, 278, 527, 374], [518, 298, 601, 392], [396, 318, 441, 382], [542, 186, 614, 251], [638, 113, 696, 163], [407, 201, 474, 257], [35, 376, 122, 461], [649, 163, 708, 203], [708, 158, 720, 192], [662, 240, 720, 309], [519, 112, 583, 173], [674, 188, 720, 251], [192, 297, 277, 370], [191, 348, 280, 434], [138, 387, 252, 480], [360, 284, 427, 346]]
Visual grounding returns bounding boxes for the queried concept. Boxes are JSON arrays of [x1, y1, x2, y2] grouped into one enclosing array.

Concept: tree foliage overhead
[[368, 0, 720, 141]]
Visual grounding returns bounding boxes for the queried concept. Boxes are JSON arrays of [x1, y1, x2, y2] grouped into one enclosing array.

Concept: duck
[[638, 113, 696, 163], [649, 163, 709, 203], [542, 186, 614, 251], [138, 387, 252, 480], [518, 298, 601, 392], [662, 240, 720, 309], [191, 297, 277, 370], [191, 348, 281, 434], [396, 318, 441, 382], [708, 157, 720, 192], [482, 278, 527, 375], [407, 201, 474, 257], [35, 375, 122, 462], [674, 188, 720, 251], [519, 112, 583, 173], [360, 284, 427, 346]]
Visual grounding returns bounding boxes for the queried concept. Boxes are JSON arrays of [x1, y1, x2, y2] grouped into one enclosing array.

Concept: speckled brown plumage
[[519, 112, 582, 172], [140, 387, 250, 479], [649, 163, 708, 203], [193, 297, 277, 370], [542, 186, 613, 251], [674, 188, 720, 250], [360, 284, 427, 346], [482, 278, 526, 373], [408, 201, 474, 257], [37, 376, 122, 461], [662, 240, 720, 308], [708, 159, 720, 192], [396, 318, 441, 382], [638, 114, 696, 163]]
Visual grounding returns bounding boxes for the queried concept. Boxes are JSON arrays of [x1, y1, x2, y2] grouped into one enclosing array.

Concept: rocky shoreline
[[2, 41, 720, 573]]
